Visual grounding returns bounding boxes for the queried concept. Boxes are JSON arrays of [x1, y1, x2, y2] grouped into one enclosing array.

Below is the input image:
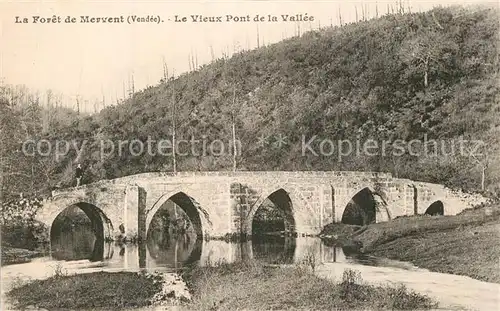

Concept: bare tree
[[171, 81, 177, 174], [210, 45, 216, 62], [122, 81, 127, 100], [101, 86, 106, 110], [189, 49, 196, 71], [43, 89, 53, 132], [162, 56, 169, 83], [256, 24, 260, 48], [399, 29, 458, 89], [75, 94, 80, 114], [129, 72, 135, 97], [231, 86, 237, 172], [466, 134, 498, 191]]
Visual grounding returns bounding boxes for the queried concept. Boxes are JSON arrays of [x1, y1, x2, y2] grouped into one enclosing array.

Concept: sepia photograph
[[0, 0, 499, 310]]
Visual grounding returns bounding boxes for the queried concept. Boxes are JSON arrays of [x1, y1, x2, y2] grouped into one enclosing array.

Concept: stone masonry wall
[[36, 171, 488, 240]]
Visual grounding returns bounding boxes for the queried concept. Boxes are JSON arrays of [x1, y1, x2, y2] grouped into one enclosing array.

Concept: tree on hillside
[[0, 88, 30, 203], [210, 77, 244, 170], [161, 56, 169, 84], [230, 85, 238, 172], [171, 80, 177, 174], [399, 29, 458, 89], [465, 131, 499, 191]]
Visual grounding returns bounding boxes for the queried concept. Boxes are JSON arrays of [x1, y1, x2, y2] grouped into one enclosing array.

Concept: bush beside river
[[183, 261, 436, 310], [7, 271, 163, 310]]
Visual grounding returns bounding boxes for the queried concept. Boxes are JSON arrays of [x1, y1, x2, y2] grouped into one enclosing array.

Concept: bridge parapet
[[105, 170, 393, 183]]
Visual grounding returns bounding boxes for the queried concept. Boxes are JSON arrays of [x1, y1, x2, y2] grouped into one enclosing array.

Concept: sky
[[0, 0, 495, 113]]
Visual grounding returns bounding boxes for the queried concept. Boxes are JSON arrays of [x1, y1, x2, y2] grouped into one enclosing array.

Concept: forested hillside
[[1, 5, 499, 202]]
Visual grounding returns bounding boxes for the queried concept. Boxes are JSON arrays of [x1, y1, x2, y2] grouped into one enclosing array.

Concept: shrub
[[387, 284, 437, 310]]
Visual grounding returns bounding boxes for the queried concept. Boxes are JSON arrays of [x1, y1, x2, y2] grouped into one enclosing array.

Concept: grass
[[5, 257, 438, 311], [6, 272, 162, 309], [5, 260, 437, 310], [355, 205, 500, 251], [322, 204, 500, 283], [182, 260, 437, 310]]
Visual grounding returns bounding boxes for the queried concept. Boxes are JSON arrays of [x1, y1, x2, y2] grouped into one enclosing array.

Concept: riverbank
[[4, 270, 192, 310], [4, 260, 436, 310], [321, 204, 500, 283]]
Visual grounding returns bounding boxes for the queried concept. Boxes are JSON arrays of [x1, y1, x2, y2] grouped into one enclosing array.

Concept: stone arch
[[341, 187, 390, 225], [245, 187, 298, 236], [146, 191, 209, 238], [41, 198, 114, 239], [49, 201, 113, 261], [424, 200, 444, 216]]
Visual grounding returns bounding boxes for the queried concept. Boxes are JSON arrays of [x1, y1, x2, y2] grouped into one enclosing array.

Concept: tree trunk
[[0, 162, 3, 205], [481, 166, 486, 191], [232, 87, 237, 172], [232, 119, 237, 172], [171, 85, 177, 174], [424, 58, 429, 88], [31, 162, 35, 193]]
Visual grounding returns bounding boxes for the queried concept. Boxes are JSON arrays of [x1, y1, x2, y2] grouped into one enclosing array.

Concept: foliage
[[1, 197, 49, 248], [1, 6, 499, 201], [252, 199, 286, 234], [339, 268, 364, 301]]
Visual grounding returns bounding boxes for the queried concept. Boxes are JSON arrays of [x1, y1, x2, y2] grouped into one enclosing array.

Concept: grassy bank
[[6, 272, 162, 310], [1, 246, 45, 266], [6, 261, 437, 310], [322, 205, 500, 283], [183, 261, 436, 310]]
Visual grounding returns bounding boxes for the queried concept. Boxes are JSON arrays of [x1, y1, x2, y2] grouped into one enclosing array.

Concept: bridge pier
[[138, 187, 147, 242], [121, 185, 147, 242], [123, 186, 139, 240]]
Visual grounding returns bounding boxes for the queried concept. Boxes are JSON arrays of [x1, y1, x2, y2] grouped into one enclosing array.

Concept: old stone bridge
[[35, 171, 487, 241]]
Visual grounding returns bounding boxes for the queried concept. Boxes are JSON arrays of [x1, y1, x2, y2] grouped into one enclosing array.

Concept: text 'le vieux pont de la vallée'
[[15, 13, 315, 24]]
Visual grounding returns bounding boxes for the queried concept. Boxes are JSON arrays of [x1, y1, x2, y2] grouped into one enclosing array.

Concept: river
[[1, 226, 499, 311]]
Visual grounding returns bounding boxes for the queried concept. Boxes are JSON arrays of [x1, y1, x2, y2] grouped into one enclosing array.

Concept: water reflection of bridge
[[77, 237, 350, 270]]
